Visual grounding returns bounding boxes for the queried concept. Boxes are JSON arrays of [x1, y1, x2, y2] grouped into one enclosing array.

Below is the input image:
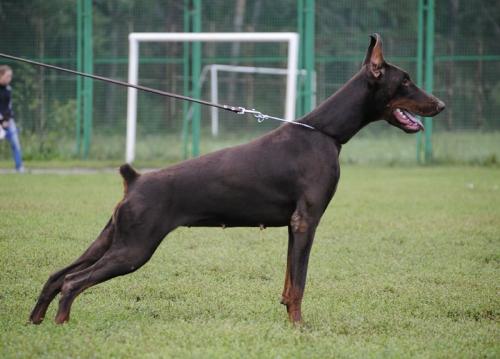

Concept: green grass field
[[1, 166, 499, 358]]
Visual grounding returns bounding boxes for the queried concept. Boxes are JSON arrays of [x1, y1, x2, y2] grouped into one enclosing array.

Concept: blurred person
[[0, 65, 24, 172]]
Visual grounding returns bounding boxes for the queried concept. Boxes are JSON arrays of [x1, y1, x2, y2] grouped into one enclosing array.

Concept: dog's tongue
[[394, 109, 424, 131], [404, 110, 424, 129]]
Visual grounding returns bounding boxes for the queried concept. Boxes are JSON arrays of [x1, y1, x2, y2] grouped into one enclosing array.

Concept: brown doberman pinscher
[[29, 34, 444, 325]]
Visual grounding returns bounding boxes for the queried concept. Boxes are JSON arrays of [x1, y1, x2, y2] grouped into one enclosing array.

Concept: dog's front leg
[[281, 206, 317, 323]]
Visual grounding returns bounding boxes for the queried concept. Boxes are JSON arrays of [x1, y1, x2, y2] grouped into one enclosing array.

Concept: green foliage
[[0, 166, 499, 357], [3, 129, 499, 166], [10, 62, 41, 132], [50, 99, 77, 137], [1, 0, 499, 156], [8, 99, 78, 161]]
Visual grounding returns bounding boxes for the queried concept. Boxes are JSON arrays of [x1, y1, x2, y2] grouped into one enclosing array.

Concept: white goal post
[[126, 32, 299, 163]]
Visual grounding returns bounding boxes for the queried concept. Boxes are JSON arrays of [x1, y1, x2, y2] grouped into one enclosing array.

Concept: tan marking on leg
[[291, 212, 309, 233], [285, 287, 304, 323]]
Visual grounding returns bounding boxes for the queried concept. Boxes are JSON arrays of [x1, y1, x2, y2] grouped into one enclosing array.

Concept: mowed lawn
[[0, 166, 498, 358]]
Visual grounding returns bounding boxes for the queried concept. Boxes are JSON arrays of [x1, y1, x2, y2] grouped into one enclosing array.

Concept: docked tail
[[119, 164, 140, 193]]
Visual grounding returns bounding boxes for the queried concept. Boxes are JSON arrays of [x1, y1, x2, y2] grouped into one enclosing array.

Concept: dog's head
[[362, 33, 445, 133]]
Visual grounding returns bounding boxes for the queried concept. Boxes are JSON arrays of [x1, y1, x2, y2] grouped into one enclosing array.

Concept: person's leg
[[5, 119, 23, 171]]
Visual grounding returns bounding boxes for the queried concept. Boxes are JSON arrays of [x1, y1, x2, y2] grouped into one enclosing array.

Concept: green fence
[[0, 0, 499, 166]]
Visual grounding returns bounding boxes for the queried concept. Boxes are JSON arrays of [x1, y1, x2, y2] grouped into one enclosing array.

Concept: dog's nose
[[436, 100, 446, 113]]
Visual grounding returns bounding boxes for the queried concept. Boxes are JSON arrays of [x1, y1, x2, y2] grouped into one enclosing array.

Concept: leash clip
[[234, 106, 316, 130], [237, 107, 267, 123]]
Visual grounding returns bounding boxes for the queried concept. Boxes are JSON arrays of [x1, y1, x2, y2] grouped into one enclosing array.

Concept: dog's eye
[[402, 78, 410, 87]]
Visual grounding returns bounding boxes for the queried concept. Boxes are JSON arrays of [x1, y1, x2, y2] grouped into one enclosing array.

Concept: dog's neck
[[301, 70, 377, 144]]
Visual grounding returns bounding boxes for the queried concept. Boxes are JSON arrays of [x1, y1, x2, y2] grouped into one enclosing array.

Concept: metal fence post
[[182, 0, 191, 159], [416, 0, 424, 163], [82, 0, 93, 159], [424, 0, 435, 163], [75, 0, 83, 156], [303, 0, 315, 115], [297, 0, 304, 117], [191, 0, 201, 157]]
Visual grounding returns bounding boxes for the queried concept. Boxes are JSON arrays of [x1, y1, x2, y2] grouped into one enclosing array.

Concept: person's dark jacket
[[0, 84, 13, 124]]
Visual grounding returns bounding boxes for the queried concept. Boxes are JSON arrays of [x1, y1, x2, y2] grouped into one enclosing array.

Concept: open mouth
[[391, 108, 424, 133]]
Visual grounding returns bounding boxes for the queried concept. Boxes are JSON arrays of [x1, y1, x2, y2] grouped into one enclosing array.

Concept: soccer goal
[[126, 32, 299, 163]]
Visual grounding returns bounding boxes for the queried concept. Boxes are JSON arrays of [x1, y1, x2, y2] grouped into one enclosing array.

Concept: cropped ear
[[363, 33, 385, 78]]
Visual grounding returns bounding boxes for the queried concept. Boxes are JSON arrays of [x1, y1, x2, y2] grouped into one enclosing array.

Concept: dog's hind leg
[[29, 218, 114, 324], [54, 227, 167, 324]]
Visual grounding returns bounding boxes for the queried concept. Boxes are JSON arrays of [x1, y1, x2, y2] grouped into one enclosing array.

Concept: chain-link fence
[[0, 0, 498, 165]]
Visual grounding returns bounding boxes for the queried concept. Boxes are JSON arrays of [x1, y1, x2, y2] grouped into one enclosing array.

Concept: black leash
[[0, 52, 316, 130]]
